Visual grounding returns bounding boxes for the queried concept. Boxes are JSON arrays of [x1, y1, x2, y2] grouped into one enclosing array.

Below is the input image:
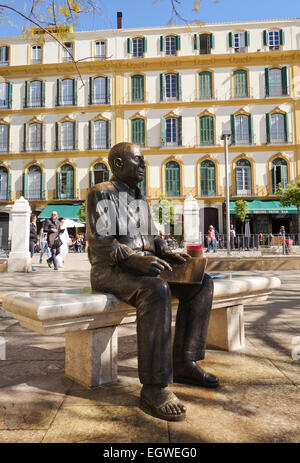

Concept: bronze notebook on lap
[[160, 257, 207, 284]]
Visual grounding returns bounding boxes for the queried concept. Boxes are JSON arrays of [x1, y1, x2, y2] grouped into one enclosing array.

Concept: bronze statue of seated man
[[86, 142, 219, 422]]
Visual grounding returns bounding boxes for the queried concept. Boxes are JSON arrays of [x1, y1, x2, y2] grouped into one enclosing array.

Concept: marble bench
[[2, 274, 280, 389]]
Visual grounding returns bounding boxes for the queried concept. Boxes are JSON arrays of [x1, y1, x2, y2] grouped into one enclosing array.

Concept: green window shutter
[[56, 170, 61, 199], [284, 113, 289, 142], [23, 172, 28, 199], [245, 31, 250, 47], [106, 120, 111, 149], [199, 71, 212, 99], [280, 29, 285, 45], [263, 30, 268, 46], [88, 120, 92, 149], [161, 117, 166, 146], [281, 66, 288, 95], [143, 37, 147, 53], [266, 113, 271, 143], [177, 116, 182, 146], [127, 38, 132, 54], [41, 171, 45, 200], [177, 73, 182, 100], [200, 116, 214, 145], [89, 170, 95, 188], [7, 172, 11, 201], [249, 114, 254, 144], [166, 162, 180, 197], [72, 122, 76, 150], [210, 33, 215, 49], [55, 122, 59, 150], [160, 73, 165, 101], [272, 166, 276, 193], [230, 114, 236, 144], [160, 36, 165, 52], [7, 124, 10, 152], [24, 81, 29, 108], [23, 123, 26, 151], [229, 32, 233, 47], [132, 75, 144, 102], [89, 77, 94, 105], [57, 79, 61, 106], [73, 78, 77, 105], [106, 77, 111, 104], [8, 82, 12, 109], [4, 46, 9, 62], [132, 119, 145, 147], [194, 34, 199, 50], [234, 69, 248, 97], [41, 80, 45, 107], [265, 68, 270, 96], [176, 35, 181, 51], [66, 168, 74, 198], [281, 165, 288, 189]]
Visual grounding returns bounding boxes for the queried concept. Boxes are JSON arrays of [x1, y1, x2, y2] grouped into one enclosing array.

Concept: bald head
[[107, 142, 145, 188]]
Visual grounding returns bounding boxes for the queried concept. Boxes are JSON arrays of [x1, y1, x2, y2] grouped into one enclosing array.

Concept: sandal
[[140, 386, 186, 422]]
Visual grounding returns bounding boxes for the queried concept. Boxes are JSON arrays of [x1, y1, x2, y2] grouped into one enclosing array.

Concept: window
[[0, 83, 9, 109], [161, 116, 182, 146], [61, 121, 74, 150], [194, 33, 214, 54], [94, 77, 107, 104], [272, 158, 288, 193], [29, 123, 42, 151], [229, 32, 249, 53], [0, 166, 9, 200], [198, 71, 213, 100], [200, 160, 216, 196], [264, 29, 284, 51], [90, 163, 110, 186], [0, 46, 9, 66], [61, 79, 74, 106], [265, 67, 288, 96], [165, 74, 177, 99], [166, 118, 177, 145], [131, 118, 145, 147], [165, 161, 180, 197], [165, 36, 176, 56], [62, 42, 73, 62], [26, 80, 43, 107], [199, 115, 214, 145], [0, 124, 9, 152], [31, 45, 42, 64], [271, 114, 285, 142], [236, 159, 251, 195], [95, 40, 106, 59], [28, 165, 42, 200], [231, 114, 253, 145], [58, 164, 74, 199], [160, 73, 181, 101], [94, 120, 107, 149], [233, 69, 248, 98], [132, 38, 144, 58], [131, 75, 144, 102]]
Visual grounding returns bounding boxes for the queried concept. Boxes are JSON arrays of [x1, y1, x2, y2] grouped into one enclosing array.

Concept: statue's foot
[[173, 361, 219, 388], [140, 385, 186, 421]]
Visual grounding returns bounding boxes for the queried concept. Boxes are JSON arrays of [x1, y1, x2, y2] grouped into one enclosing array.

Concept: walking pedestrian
[[29, 213, 38, 271], [206, 225, 217, 253], [230, 225, 236, 249], [44, 211, 61, 271], [39, 223, 51, 263], [57, 217, 71, 268]]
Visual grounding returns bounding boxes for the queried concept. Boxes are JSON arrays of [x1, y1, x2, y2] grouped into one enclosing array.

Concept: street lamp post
[[221, 131, 232, 256]]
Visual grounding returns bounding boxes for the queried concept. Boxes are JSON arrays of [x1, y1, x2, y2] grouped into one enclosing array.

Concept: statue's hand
[[163, 251, 191, 264], [123, 254, 172, 276]]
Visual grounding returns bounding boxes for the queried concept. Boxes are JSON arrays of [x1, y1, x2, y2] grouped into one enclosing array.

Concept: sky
[[0, 0, 299, 36]]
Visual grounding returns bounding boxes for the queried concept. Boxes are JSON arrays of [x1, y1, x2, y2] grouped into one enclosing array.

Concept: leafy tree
[[278, 181, 300, 234], [78, 201, 86, 223], [234, 200, 249, 233], [151, 195, 174, 233]]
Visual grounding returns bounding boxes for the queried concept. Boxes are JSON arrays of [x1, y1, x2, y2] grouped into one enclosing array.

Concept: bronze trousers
[[91, 267, 213, 385]]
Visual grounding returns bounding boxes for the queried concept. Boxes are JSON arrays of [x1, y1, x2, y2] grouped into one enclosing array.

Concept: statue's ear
[[114, 157, 123, 169]]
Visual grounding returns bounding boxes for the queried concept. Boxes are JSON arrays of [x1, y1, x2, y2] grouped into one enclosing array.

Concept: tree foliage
[[151, 194, 174, 226], [77, 202, 86, 223], [234, 199, 249, 223], [279, 181, 300, 234]]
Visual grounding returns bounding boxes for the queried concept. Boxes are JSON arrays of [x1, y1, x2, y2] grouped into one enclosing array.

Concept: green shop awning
[[38, 204, 83, 221], [229, 200, 298, 215]]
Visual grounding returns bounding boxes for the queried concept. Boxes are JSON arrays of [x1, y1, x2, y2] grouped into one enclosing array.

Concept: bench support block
[[207, 304, 245, 351], [65, 326, 118, 388]]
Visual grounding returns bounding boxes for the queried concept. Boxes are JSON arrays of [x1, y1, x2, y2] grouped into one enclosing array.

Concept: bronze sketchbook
[[160, 257, 207, 284]]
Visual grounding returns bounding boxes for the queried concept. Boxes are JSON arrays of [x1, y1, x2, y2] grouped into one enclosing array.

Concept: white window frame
[[94, 120, 107, 149], [166, 117, 178, 145], [95, 40, 106, 59], [268, 31, 280, 51], [61, 79, 73, 106], [271, 113, 285, 142], [132, 38, 143, 58], [30, 81, 42, 107], [165, 73, 177, 99], [235, 115, 249, 144], [94, 77, 106, 104], [31, 45, 42, 64], [62, 42, 73, 62], [233, 32, 245, 53], [61, 121, 74, 150]]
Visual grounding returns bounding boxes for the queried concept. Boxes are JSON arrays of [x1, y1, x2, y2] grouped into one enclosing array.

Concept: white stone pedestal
[[207, 305, 245, 351], [7, 197, 31, 273], [65, 326, 118, 388], [184, 193, 200, 245]]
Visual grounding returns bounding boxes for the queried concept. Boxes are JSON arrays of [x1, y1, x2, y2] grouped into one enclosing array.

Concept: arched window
[[272, 157, 288, 193], [90, 162, 110, 187], [198, 71, 213, 100], [131, 118, 145, 147], [131, 75, 144, 102], [233, 69, 248, 97], [29, 123, 42, 151], [165, 161, 180, 197], [199, 115, 214, 145], [57, 164, 74, 199], [236, 159, 251, 195], [200, 160, 216, 196], [28, 165, 42, 200], [0, 166, 9, 200]]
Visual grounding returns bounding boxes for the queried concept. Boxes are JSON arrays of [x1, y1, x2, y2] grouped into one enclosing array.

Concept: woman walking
[[44, 210, 61, 271]]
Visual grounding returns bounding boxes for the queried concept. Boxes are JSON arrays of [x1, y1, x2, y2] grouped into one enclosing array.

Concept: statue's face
[[115, 145, 145, 186]]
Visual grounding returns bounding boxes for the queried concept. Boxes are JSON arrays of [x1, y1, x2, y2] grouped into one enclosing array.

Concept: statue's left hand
[[163, 251, 191, 263]]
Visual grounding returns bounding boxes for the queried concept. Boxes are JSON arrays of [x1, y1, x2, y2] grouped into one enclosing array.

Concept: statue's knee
[[147, 278, 170, 302]]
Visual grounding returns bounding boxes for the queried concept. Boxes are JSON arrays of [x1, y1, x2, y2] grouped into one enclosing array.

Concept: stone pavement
[[0, 252, 299, 443]]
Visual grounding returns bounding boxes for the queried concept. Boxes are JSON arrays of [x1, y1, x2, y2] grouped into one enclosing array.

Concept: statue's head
[[108, 142, 145, 187]]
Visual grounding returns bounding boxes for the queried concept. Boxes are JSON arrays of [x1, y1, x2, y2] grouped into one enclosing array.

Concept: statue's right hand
[[123, 254, 172, 276]]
